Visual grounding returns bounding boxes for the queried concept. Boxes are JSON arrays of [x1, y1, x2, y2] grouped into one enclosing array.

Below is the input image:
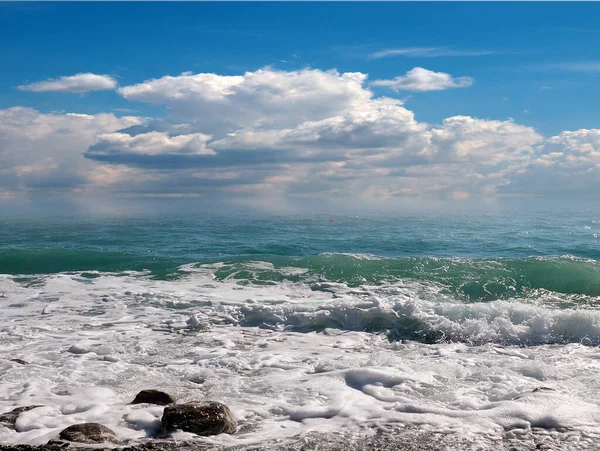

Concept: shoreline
[[1, 427, 599, 451]]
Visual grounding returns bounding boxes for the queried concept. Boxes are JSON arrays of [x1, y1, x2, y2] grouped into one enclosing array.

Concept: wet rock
[[66, 344, 90, 355], [0, 406, 43, 427], [132, 389, 175, 406], [161, 401, 236, 436], [0, 445, 70, 451], [10, 359, 29, 365], [45, 441, 70, 448], [515, 387, 557, 400], [58, 423, 120, 444], [532, 387, 555, 393]]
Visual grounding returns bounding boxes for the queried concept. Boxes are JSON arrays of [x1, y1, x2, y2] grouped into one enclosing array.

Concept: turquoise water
[[2, 209, 600, 303]]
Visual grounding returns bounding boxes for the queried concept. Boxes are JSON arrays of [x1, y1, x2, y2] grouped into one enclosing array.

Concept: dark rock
[[10, 359, 29, 365], [132, 389, 175, 406], [0, 406, 43, 427], [58, 423, 120, 444], [161, 401, 236, 436], [45, 441, 69, 448], [515, 387, 557, 400], [0, 445, 71, 451], [532, 387, 556, 393]]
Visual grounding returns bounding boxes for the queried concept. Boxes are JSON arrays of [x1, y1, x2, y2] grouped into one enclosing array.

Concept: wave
[[3, 250, 600, 300], [3, 254, 600, 346], [0, 248, 177, 276], [220, 292, 600, 346], [209, 253, 600, 300]]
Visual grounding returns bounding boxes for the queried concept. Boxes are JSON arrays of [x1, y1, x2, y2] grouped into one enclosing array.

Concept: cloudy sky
[[1, 2, 599, 213]]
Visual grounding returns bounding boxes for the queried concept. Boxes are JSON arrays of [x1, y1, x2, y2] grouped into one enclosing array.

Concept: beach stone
[[45, 440, 70, 448], [10, 359, 29, 365], [161, 401, 236, 436], [0, 406, 43, 427], [0, 444, 70, 451], [532, 387, 556, 393], [132, 389, 175, 406], [58, 423, 120, 444]]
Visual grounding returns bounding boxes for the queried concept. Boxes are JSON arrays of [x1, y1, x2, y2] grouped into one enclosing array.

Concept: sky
[[1, 2, 600, 214]]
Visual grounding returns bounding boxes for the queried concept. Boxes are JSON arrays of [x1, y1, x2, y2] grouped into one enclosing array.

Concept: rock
[[45, 441, 69, 448], [161, 401, 236, 436], [67, 344, 90, 355], [533, 387, 556, 393], [58, 423, 120, 444], [0, 406, 43, 427], [0, 444, 70, 451], [515, 387, 557, 400], [132, 389, 175, 406], [10, 359, 29, 365]]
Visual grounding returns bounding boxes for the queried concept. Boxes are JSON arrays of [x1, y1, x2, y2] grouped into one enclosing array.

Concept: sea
[[2, 208, 600, 449]]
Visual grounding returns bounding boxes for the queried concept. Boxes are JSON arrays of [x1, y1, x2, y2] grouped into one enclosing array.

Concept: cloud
[[89, 131, 215, 158], [91, 69, 431, 173], [430, 116, 541, 166], [0, 107, 141, 196], [3, 67, 600, 206], [211, 97, 428, 155], [530, 62, 600, 72], [83, 68, 539, 201], [372, 67, 473, 92], [118, 68, 371, 133], [555, 62, 600, 72], [501, 129, 600, 196], [369, 47, 497, 59], [18, 73, 118, 93]]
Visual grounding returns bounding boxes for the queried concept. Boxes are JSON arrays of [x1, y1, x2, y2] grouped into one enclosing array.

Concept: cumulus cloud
[[18, 73, 118, 93], [372, 67, 473, 92], [501, 129, 600, 196], [0, 107, 141, 196], [89, 131, 215, 157], [430, 116, 542, 165], [3, 67, 599, 205], [212, 97, 428, 155], [83, 68, 539, 200], [118, 68, 371, 132]]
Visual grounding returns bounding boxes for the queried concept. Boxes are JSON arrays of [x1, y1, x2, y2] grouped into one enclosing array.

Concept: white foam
[[1, 265, 600, 447]]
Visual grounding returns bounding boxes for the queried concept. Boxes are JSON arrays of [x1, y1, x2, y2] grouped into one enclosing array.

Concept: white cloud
[[90, 131, 215, 157], [212, 97, 428, 156], [430, 116, 542, 166], [0, 107, 141, 196], [118, 68, 371, 132], [369, 47, 497, 59], [372, 67, 473, 92], [500, 129, 600, 196], [84, 68, 548, 201], [3, 68, 600, 205], [18, 73, 118, 93]]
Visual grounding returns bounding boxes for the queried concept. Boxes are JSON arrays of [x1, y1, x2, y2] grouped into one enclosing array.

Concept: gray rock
[[161, 401, 236, 436], [532, 387, 556, 393], [0, 406, 43, 427], [58, 423, 120, 444], [10, 359, 29, 365], [132, 389, 175, 406], [45, 441, 69, 448]]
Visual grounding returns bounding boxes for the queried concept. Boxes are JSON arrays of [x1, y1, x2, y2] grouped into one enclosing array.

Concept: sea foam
[[2, 263, 600, 448]]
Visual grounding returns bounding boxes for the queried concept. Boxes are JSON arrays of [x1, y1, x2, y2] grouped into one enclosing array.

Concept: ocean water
[[2, 209, 600, 448]]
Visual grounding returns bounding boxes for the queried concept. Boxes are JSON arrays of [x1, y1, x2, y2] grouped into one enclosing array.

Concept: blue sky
[[1, 2, 600, 212], [2, 2, 599, 134]]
